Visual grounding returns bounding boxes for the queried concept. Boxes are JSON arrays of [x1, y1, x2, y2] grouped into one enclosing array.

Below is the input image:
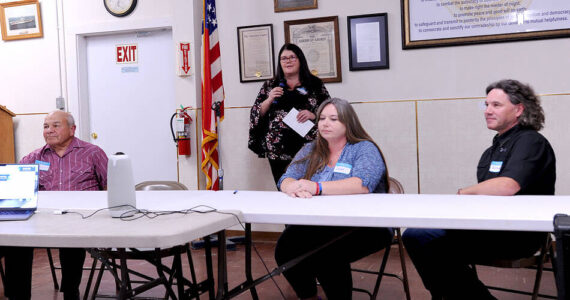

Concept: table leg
[[245, 223, 259, 300], [204, 236, 215, 300], [173, 251, 186, 300], [117, 248, 130, 299], [216, 230, 228, 300]]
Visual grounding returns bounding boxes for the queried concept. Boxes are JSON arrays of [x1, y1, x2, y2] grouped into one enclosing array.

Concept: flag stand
[[192, 102, 240, 251], [212, 101, 223, 190]]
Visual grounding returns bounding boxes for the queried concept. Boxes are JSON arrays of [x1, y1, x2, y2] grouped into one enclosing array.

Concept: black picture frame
[[236, 24, 275, 83], [347, 13, 389, 71]]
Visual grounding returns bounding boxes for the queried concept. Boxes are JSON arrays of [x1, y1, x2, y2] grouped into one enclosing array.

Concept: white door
[[85, 29, 177, 184]]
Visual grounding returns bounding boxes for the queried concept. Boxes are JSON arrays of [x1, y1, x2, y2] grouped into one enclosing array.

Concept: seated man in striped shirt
[[2, 110, 107, 300]]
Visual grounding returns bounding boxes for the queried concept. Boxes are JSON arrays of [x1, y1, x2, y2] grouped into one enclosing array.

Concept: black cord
[[214, 210, 287, 299], [65, 205, 137, 219], [64, 205, 287, 299]]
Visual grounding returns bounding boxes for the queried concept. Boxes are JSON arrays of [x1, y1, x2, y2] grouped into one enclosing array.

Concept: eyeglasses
[[280, 56, 298, 62]]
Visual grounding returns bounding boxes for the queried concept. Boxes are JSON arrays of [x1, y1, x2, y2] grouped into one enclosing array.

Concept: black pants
[[268, 158, 292, 186], [59, 248, 87, 300], [2, 246, 34, 300], [1, 247, 86, 300], [402, 228, 546, 300], [274, 225, 393, 300]]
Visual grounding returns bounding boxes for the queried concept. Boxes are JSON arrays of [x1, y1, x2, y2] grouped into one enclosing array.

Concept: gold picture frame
[[284, 16, 342, 83], [274, 0, 318, 13], [0, 0, 43, 41], [401, 0, 570, 49]]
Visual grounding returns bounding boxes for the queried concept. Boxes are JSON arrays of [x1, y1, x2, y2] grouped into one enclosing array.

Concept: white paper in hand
[[283, 108, 314, 137]]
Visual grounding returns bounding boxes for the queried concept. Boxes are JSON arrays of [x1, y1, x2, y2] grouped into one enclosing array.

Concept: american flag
[[201, 0, 224, 190]]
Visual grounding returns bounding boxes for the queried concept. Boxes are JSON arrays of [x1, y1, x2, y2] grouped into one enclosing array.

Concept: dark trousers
[[2, 246, 34, 300], [1, 247, 85, 300], [402, 228, 546, 300], [274, 225, 393, 300], [59, 248, 87, 300], [268, 158, 292, 186]]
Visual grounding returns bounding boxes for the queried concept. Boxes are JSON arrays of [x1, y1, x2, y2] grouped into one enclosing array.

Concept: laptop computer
[[0, 164, 39, 221]]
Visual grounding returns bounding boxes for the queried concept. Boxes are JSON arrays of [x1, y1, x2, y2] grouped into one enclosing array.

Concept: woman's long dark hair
[[274, 43, 322, 90], [299, 98, 389, 191]]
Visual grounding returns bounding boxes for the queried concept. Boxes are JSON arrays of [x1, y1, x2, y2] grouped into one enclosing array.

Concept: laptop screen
[[0, 164, 39, 209]]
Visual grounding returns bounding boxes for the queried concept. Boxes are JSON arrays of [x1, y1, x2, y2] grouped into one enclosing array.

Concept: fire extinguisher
[[170, 106, 193, 156]]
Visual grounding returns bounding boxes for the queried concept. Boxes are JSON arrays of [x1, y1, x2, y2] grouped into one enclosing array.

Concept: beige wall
[[214, 0, 570, 196], [1, 0, 569, 203]]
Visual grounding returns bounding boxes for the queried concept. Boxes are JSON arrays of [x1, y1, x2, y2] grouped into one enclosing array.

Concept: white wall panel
[[1, 0, 568, 206]]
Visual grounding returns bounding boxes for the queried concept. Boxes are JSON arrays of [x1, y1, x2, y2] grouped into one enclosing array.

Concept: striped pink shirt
[[20, 137, 108, 191]]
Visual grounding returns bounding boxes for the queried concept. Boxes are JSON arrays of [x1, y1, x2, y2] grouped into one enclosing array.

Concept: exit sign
[[116, 44, 138, 64]]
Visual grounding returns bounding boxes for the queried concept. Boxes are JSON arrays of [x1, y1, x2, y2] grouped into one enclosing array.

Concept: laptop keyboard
[[0, 210, 33, 216]]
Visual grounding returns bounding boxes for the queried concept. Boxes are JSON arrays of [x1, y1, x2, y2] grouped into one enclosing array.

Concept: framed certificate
[[0, 0, 43, 41], [284, 16, 342, 83], [402, 0, 570, 49], [347, 13, 389, 71], [237, 24, 275, 83]]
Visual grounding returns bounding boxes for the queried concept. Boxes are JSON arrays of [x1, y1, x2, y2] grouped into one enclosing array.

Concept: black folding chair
[[351, 177, 411, 300], [471, 233, 556, 299], [554, 213, 570, 300]]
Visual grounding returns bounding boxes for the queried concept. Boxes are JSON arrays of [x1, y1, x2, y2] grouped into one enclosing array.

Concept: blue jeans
[[402, 228, 546, 300]]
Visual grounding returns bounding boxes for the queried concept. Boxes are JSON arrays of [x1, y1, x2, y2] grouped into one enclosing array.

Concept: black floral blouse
[[248, 79, 330, 161]]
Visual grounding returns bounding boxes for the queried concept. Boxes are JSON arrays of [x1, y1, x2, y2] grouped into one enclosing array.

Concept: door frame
[[65, 19, 173, 140]]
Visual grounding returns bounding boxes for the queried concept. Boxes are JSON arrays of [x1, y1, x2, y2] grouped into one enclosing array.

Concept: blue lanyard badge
[[333, 163, 352, 175], [489, 161, 503, 173], [36, 160, 50, 171]]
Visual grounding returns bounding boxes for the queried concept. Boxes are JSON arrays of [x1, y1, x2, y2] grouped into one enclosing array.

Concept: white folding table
[[0, 191, 242, 300], [3, 190, 568, 299]]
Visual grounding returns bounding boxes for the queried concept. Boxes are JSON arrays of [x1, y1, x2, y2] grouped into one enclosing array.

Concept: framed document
[[274, 0, 318, 13], [347, 13, 389, 71], [237, 24, 275, 83], [284, 16, 342, 83], [402, 0, 570, 49], [0, 0, 43, 41]]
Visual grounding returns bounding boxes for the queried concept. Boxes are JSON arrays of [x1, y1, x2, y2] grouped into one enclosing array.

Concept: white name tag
[[36, 160, 50, 171], [489, 161, 503, 173], [333, 163, 352, 175]]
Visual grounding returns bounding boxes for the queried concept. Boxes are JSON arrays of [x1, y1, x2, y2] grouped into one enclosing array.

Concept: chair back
[[388, 177, 404, 194], [135, 181, 188, 191]]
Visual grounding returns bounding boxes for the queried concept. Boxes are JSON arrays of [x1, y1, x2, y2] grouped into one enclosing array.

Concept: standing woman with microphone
[[249, 43, 330, 185]]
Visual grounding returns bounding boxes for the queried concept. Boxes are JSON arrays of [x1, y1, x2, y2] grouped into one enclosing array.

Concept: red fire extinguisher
[[170, 106, 193, 156]]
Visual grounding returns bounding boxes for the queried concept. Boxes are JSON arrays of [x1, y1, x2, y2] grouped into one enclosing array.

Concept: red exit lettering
[[116, 44, 138, 64]]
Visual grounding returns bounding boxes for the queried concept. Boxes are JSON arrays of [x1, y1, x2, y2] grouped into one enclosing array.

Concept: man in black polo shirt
[[402, 79, 556, 300]]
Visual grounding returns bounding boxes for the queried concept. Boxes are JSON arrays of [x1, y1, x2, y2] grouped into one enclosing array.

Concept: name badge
[[296, 87, 308, 95], [36, 160, 50, 171], [333, 163, 352, 175], [489, 161, 503, 173]]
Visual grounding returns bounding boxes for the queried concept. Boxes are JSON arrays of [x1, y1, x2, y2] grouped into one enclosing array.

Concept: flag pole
[[212, 101, 223, 190]]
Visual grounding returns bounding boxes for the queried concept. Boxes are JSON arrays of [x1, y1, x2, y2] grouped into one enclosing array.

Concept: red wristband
[[315, 182, 319, 195]]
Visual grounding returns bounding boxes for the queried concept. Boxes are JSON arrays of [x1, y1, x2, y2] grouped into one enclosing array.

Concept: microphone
[[273, 80, 287, 104]]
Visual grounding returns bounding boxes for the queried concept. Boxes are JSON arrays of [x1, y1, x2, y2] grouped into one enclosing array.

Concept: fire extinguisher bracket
[[170, 107, 193, 156]]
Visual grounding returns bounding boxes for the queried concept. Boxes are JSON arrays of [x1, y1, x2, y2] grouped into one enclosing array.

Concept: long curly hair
[[486, 79, 545, 131], [299, 98, 389, 191]]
